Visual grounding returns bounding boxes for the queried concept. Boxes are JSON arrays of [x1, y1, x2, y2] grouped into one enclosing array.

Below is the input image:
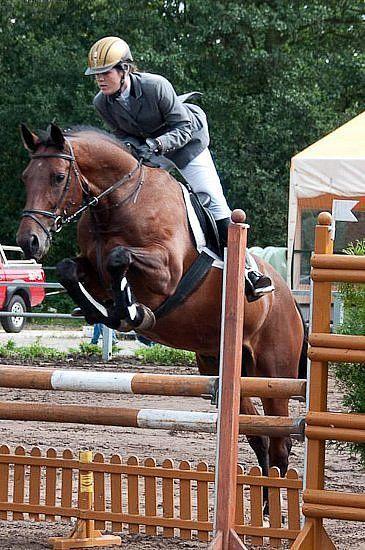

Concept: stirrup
[[245, 271, 274, 302], [252, 284, 275, 297]]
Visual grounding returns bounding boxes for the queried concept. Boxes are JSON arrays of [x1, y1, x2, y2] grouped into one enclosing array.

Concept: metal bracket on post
[[102, 326, 113, 361]]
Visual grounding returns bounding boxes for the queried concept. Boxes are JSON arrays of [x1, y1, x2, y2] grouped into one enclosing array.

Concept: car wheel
[[1, 295, 27, 333]]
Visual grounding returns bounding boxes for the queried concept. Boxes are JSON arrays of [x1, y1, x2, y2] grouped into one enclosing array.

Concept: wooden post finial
[[317, 212, 332, 226], [231, 209, 246, 224]]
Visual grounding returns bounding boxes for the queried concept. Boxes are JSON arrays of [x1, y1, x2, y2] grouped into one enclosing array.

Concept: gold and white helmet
[[85, 36, 133, 75]]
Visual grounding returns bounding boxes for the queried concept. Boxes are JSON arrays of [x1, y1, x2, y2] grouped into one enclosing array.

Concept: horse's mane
[[36, 124, 130, 154], [65, 126, 130, 153]]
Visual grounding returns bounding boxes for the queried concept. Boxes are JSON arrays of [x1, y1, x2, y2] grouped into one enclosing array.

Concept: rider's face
[[95, 68, 123, 95]]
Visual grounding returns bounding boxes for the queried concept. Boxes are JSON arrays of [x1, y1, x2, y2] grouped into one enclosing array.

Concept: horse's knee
[[269, 437, 292, 476], [107, 246, 132, 273], [56, 258, 78, 284]]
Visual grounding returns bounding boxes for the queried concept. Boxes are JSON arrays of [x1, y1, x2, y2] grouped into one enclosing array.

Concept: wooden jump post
[[209, 209, 248, 550], [292, 212, 365, 550]]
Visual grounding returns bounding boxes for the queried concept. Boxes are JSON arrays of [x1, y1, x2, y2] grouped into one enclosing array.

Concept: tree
[[0, 0, 363, 261]]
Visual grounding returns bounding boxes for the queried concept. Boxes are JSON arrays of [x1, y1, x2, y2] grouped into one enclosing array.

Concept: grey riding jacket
[[93, 72, 209, 168]]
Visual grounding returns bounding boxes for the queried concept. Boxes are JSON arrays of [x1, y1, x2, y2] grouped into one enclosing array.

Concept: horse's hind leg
[[240, 396, 270, 511], [262, 397, 292, 476]]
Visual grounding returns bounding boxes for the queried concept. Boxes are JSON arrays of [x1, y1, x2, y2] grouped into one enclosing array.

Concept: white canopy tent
[[287, 111, 365, 287]]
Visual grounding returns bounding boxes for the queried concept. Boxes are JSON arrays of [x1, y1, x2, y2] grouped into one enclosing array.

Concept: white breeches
[[157, 148, 231, 220], [156, 150, 260, 273]]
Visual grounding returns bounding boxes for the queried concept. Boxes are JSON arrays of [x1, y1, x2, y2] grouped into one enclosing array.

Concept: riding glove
[[136, 138, 162, 163], [136, 144, 154, 161]]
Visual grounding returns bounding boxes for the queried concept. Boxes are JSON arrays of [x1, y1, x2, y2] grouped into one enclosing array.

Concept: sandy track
[[0, 356, 364, 548]]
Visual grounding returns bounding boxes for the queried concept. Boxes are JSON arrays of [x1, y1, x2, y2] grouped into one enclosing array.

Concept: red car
[[0, 245, 46, 332]]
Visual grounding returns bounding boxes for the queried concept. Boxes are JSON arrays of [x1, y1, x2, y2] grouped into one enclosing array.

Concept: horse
[[17, 123, 307, 507]]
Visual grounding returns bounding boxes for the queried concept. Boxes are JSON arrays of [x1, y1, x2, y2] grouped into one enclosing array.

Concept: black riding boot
[[215, 217, 274, 301], [245, 269, 274, 299], [216, 217, 230, 249]]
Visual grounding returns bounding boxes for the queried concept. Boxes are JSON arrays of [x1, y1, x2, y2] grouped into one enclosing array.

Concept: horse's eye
[[54, 173, 65, 184]]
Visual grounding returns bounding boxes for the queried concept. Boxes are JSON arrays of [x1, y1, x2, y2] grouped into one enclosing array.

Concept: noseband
[[21, 139, 143, 241]]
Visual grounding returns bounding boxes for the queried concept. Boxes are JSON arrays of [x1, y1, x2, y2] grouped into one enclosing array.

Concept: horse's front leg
[[56, 257, 117, 327], [106, 246, 156, 330]]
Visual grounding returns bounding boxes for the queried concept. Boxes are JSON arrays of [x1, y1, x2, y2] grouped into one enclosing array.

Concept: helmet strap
[[109, 64, 130, 101], [119, 65, 130, 93]]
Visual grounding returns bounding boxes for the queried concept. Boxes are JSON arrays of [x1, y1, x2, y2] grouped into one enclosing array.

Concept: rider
[[85, 36, 274, 299]]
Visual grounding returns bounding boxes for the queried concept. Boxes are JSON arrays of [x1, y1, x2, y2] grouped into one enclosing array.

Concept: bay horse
[[17, 123, 306, 503]]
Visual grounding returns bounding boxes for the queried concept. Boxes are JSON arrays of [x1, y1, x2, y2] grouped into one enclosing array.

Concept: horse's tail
[[296, 301, 308, 379]]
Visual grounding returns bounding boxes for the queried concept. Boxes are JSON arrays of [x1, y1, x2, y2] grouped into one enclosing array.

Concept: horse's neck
[[74, 136, 190, 246], [74, 137, 137, 193]]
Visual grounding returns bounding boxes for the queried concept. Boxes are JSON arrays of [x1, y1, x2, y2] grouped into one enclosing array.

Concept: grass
[[68, 342, 119, 356], [135, 344, 196, 365], [0, 339, 121, 360], [0, 339, 194, 364], [0, 339, 66, 360]]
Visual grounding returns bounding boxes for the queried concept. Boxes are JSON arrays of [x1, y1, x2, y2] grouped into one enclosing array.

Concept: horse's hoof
[[117, 320, 134, 332], [137, 305, 156, 330]]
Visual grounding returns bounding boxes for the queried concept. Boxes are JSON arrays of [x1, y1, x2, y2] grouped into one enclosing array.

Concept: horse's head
[[17, 123, 82, 260]]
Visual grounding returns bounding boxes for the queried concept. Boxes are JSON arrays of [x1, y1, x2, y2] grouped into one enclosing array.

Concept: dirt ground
[[0, 354, 364, 549]]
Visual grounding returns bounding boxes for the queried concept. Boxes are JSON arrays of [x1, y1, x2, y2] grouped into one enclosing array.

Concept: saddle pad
[[178, 183, 260, 273], [178, 183, 224, 270]]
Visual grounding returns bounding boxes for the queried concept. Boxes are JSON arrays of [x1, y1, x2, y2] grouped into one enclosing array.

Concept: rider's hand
[[136, 144, 153, 161], [136, 138, 163, 163], [146, 138, 162, 154]]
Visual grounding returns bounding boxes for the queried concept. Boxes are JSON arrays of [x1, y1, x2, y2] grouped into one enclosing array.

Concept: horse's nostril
[[30, 234, 39, 253]]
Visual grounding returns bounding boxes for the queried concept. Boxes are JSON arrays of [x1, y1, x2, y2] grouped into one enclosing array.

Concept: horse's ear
[[19, 123, 38, 152], [49, 123, 65, 149]]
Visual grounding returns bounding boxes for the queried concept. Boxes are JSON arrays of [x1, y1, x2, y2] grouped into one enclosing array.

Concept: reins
[[21, 138, 144, 240]]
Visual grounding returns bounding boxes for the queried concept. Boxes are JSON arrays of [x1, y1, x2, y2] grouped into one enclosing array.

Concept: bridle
[[21, 138, 144, 241]]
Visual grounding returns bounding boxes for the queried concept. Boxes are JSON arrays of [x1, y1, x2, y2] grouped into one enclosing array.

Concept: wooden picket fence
[[0, 445, 302, 546]]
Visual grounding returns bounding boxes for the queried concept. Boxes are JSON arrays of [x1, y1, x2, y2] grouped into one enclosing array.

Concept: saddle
[[187, 189, 221, 258]]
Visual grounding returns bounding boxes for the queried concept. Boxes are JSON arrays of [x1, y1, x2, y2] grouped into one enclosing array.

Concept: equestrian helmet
[[85, 36, 133, 75]]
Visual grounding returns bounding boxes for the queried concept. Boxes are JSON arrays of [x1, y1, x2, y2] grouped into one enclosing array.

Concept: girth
[[153, 251, 215, 320]]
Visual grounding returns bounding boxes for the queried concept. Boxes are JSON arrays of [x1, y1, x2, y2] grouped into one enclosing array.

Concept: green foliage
[[334, 239, 365, 466], [69, 342, 101, 356], [135, 344, 196, 365], [0, 0, 363, 254], [0, 338, 66, 360], [68, 342, 119, 356], [0, 339, 117, 359]]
